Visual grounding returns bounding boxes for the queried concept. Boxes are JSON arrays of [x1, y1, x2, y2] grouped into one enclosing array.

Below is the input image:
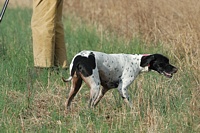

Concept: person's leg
[[55, 0, 68, 69], [31, 0, 57, 68]]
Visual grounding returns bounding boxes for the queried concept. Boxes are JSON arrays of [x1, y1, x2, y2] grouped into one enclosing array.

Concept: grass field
[[0, 5, 199, 133]]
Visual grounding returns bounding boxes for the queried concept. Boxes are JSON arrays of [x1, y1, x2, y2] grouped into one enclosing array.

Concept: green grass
[[0, 8, 199, 132]]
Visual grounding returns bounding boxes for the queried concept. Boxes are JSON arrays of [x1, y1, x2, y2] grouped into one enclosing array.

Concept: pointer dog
[[63, 51, 178, 109]]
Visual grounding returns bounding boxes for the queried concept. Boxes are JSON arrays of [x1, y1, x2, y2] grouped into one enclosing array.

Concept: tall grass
[[0, 6, 199, 133], [64, 0, 200, 82]]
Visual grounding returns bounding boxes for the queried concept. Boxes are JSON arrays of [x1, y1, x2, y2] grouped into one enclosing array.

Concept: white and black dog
[[63, 50, 178, 110]]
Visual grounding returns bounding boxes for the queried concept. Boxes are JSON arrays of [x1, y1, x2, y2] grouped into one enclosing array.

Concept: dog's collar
[[142, 54, 151, 67], [142, 54, 150, 56]]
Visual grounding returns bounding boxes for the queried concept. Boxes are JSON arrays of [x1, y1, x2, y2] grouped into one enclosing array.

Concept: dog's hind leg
[[117, 82, 133, 108], [88, 85, 100, 108], [93, 87, 109, 107], [81, 70, 101, 108], [88, 79, 101, 108], [65, 75, 83, 110]]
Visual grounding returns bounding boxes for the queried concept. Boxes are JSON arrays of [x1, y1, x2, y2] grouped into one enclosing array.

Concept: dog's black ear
[[140, 55, 155, 67]]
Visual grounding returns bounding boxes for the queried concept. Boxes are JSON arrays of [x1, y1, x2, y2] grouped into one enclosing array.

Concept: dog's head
[[140, 54, 178, 78]]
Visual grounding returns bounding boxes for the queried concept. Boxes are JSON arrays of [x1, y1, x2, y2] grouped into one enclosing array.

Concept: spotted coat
[[64, 50, 178, 109]]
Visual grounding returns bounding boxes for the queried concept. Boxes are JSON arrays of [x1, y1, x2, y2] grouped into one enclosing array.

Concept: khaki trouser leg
[[55, 0, 68, 69], [31, 0, 67, 68]]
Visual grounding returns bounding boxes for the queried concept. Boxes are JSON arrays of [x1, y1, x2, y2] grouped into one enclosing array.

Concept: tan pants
[[31, 0, 67, 68]]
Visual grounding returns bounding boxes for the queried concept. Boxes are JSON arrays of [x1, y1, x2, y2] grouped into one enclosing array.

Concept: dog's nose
[[173, 67, 178, 73]]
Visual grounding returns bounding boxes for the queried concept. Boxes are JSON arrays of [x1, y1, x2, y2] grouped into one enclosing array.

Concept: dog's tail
[[62, 76, 72, 82]]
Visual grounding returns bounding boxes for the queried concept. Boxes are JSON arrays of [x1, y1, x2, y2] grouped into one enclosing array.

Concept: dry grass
[[62, 1, 200, 131], [0, 0, 32, 7], [64, 0, 200, 81], [1, 1, 200, 132]]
